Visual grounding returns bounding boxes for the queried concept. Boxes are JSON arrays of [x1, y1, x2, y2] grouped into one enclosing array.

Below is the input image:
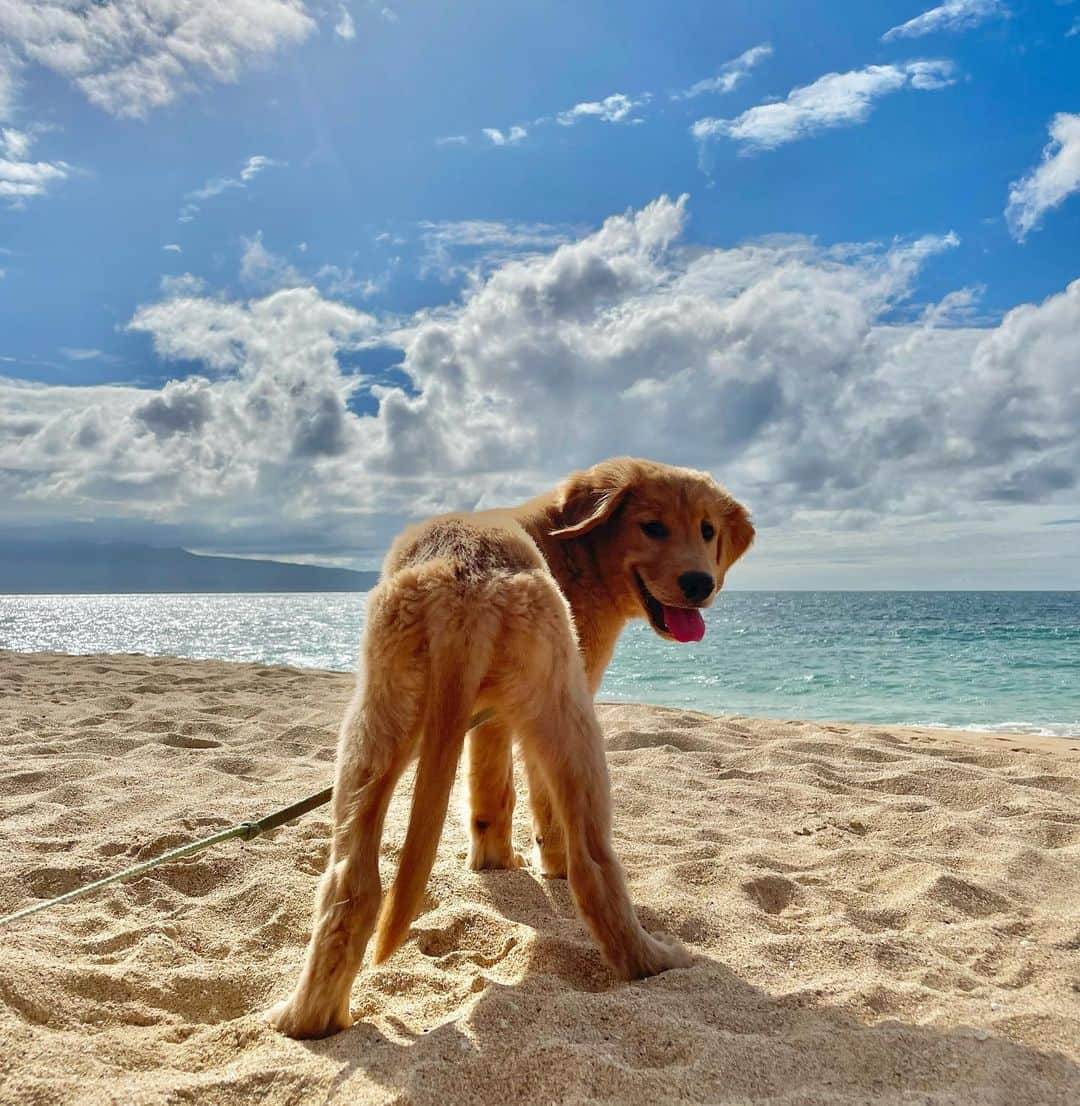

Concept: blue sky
[[1, 0, 1078, 587]]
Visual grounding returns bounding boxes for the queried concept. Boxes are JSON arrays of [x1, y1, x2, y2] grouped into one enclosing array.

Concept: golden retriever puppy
[[267, 457, 754, 1039]]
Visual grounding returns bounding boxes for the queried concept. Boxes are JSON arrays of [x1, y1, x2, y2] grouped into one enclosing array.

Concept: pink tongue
[[663, 606, 706, 643]]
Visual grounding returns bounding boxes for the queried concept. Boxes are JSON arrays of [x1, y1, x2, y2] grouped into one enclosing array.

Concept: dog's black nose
[[678, 571, 714, 603]]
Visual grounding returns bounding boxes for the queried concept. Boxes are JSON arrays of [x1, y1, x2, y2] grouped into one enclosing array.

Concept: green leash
[[0, 707, 496, 928]]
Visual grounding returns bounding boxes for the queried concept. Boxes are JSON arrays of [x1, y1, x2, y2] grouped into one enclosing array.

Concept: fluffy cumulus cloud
[[1005, 112, 1080, 242], [693, 60, 957, 154], [127, 287, 376, 458], [0, 0, 316, 118], [882, 0, 1008, 42], [2, 197, 1078, 561]]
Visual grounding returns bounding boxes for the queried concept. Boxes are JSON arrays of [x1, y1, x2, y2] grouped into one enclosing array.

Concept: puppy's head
[[551, 457, 754, 642]]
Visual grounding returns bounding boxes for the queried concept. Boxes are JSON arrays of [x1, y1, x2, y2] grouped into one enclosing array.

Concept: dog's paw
[[264, 995, 352, 1040], [620, 930, 693, 980], [531, 841, 568, 879], [467, 845, 527, 872]]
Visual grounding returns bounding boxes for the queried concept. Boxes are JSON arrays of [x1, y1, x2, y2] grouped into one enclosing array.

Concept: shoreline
[[2, 647, 1077, 747]]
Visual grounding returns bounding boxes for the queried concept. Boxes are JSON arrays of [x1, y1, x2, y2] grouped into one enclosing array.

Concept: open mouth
[[634, 572, 706, 644]]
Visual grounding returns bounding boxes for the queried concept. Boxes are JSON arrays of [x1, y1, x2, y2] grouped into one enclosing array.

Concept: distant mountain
[[0, 541, 381, 594]]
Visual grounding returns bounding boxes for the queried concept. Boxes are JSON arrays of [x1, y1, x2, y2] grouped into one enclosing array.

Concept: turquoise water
[[1, 591, 1077, 737]]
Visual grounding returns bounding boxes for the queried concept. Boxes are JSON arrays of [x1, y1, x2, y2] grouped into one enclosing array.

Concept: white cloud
[[1, 125, 29, 158], [239, 231, 305, 291], [242, 232, 386, 299], [693, 60, 957, 154], [59, 347, 104, 361], [373, 203, 972, 488], [1069, 18, 1079, 38], [469, 55, 768, 154], [673, 44, 773, 100], [419, 218, 575, 279], [315, 264, 381, 298], [0, 50, 17, 120], [240, 154, 283, 182], [159, 272, 206, 297], [380, 6, 398, 22], [482, 125, 527, 146], [1005, 112, 1080, 241], [556, 92, 649, 126], [163, 243, 182, 253], [0, 125, 69, 204], [187, 177, 243, 204], [917, 284, 985, 327], [883, 0, 1008, 42], [435, 134, 468, 146], [334, 5, 356, 40], [179, 153, 284, 221], [475, 92, 649, 152], [2, 197, 1077, 578], [0, 0, 316, 118]]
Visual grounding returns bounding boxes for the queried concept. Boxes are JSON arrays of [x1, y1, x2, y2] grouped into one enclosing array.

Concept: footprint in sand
[[742, 874, 798, 915], [411, 906, 513, 959], [207, 755, 257, 776], [23, 864, 104, 898], [2, 768, 54, 793], [157, 734, 222, 750]]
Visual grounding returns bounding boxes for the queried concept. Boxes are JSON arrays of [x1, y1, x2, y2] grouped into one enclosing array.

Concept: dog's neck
[[517, 504, 635, 695]]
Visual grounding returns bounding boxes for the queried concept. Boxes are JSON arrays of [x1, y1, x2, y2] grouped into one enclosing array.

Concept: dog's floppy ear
[[719, 502, 755, 571], [550, 460, 635, 539]]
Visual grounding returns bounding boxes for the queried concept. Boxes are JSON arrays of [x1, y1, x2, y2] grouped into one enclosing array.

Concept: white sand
[[1, 649, 1078, 1104]]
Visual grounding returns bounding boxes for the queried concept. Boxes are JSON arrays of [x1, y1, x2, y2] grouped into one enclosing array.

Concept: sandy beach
[[1, 648, 1078, 1105]]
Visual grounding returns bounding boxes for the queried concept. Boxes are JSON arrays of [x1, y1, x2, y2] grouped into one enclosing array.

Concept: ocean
[[1, 591, 1077, 738]]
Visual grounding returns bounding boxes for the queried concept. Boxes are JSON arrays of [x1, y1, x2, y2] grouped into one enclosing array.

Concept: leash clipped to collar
[[0, 707, 496, 928]]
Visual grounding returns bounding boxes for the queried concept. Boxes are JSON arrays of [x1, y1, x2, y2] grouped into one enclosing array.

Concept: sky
[[0, 0, 1078, 589]]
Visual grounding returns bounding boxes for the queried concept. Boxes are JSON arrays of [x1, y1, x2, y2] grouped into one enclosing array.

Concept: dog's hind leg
[[505, 621, 691, 981], [466, 718, 525, 871], [266, 677, 417, 1039]]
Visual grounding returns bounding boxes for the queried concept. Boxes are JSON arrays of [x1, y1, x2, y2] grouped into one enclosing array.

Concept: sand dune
[[1, 649, 1078, 1104]]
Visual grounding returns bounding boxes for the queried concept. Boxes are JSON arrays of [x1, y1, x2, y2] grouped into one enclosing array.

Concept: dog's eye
[[640, 521, 668, 539], [701, 521, 715, 542]]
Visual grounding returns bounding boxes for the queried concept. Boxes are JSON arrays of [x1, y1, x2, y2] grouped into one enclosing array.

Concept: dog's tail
[[372, 629, 484, 965]]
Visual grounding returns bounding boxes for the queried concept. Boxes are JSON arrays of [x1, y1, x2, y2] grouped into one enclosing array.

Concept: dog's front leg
[[524, 758, 568, 878], [466, 719, 525, 870]]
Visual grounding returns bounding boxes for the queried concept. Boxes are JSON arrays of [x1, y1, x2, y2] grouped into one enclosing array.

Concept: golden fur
[[267, 457, 754, 1038]]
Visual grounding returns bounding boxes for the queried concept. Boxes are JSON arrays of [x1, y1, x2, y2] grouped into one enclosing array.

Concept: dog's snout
[[678, 571, 714, 603]]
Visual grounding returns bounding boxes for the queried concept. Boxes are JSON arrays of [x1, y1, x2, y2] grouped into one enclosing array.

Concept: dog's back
[[384, 510, 546, 584]]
